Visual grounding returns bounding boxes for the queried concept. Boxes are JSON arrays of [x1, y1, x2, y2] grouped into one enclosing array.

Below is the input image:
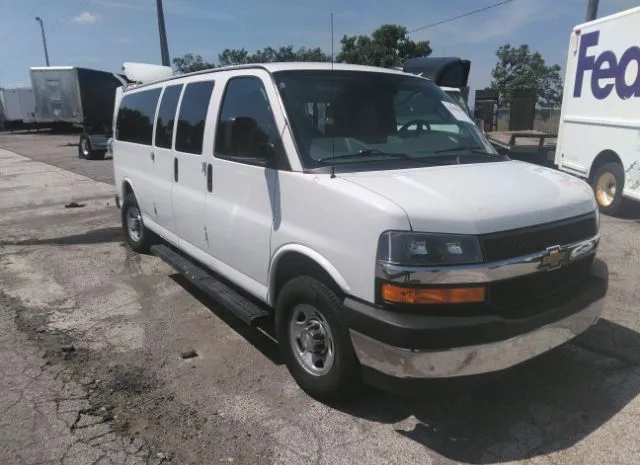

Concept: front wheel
[[592, 162, 624, 215], [275, 276, 362, 401]]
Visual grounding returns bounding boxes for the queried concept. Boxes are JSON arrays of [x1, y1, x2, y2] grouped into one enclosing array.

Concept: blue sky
[[1, 0, 638, 97]]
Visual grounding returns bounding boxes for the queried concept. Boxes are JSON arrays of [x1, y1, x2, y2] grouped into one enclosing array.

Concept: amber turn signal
[[381, 284, 486, 304]]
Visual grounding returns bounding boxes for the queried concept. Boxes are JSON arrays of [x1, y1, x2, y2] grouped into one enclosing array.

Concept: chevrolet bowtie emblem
[[541, 246, 566, 269]]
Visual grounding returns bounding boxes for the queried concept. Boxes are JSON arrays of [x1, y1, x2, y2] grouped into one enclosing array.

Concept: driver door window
[[214, 76, 285, 168]]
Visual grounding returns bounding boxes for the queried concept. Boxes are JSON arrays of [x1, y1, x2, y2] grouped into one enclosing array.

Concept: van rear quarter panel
[[270, 172, 410, 304], [556, 7, 640, 198]]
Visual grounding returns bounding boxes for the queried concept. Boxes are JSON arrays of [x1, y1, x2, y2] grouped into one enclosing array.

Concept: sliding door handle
[[207, 164, 213, 192], [174, 157, 178, 182]]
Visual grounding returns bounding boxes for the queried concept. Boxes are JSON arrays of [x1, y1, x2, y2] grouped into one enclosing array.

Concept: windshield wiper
[[433, 146, 508, 161], [434, 145, 497, 155], [317, 149, 412, 162]]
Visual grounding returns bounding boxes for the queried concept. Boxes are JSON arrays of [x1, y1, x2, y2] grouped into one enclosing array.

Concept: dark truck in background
[[30, 66, 128, 159]]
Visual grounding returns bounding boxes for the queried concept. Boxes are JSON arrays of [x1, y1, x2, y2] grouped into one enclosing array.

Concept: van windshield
[[273, 70, 500, 172], [443, 89, 472, 116]]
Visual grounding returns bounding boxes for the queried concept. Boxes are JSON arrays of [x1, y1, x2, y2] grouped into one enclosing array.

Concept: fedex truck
[[555, 6, 640, 215]]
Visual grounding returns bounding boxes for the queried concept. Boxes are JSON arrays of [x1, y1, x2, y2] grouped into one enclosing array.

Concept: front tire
[[275, 276, 362, 401], [592, 162, 624, 215], [121, 193, 154, 253]]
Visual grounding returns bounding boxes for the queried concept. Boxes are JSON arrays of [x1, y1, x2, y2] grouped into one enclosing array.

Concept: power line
[[408, 0, 519, 34]]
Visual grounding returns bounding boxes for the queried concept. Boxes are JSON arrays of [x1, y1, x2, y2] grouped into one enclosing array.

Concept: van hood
[[341, 160, 596, 235]]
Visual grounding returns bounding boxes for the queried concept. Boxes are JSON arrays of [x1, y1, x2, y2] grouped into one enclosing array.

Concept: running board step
[[150, 244, 269, 325]]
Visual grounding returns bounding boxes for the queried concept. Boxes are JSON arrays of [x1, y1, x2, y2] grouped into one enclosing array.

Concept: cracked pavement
[[1, 132, 639, 465]]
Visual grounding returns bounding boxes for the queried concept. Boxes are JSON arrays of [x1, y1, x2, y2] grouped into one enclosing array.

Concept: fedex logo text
[[573, 30, 640, 100]]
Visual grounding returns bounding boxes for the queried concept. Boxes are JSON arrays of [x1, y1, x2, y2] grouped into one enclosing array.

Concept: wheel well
[[589, 150, 622, 182], [271, 252, 342, 304], [122, 181, 133, 198]]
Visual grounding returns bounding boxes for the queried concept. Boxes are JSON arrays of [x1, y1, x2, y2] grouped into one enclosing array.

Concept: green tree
[[336, 24, 431, 68], [218, 45, 330, 66], [490, 44, 563, 107], [172, 53, 215, 73]]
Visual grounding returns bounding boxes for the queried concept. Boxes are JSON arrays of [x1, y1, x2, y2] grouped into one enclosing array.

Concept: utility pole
[[586, 0, 599, 21], [34, 17, 50, 66], [156, 0, 170, 66]]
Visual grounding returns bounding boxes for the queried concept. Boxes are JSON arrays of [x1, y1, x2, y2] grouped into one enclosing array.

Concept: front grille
[[489, 256, 594, 316], [480, 214, 598, 262]]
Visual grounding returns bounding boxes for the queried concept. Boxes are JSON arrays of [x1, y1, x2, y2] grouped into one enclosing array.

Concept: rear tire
[[78, 134, 91, 159], [79, 135, 106, 160], [275, 276, 362, 401], [591, 162, 624, 215], [121, 193, 154, 253]]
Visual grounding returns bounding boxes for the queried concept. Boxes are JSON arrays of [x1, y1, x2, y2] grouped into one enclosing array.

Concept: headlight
[[377, 231, 482, 266]]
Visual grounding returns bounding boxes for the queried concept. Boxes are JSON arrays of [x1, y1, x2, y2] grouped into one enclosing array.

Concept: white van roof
[[125, 62, 425, 90]]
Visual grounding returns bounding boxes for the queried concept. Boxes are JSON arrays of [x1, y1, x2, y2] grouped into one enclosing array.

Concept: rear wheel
[[78, 134, 106, 160], [592, 162, 624, 215], [121, 193, 154, 253], [78, 134, 91, 159], [275, 276, 362, 401]]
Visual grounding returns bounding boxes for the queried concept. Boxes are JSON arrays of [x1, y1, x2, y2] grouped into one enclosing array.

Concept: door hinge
[[153, 203, 158, 216], [204, 225, 209, 243]]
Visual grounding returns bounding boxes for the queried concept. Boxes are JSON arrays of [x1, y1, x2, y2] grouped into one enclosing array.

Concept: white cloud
[[73, 12, 99, 23], [93, 0, 149, 11], [94, 0, 236, 22]]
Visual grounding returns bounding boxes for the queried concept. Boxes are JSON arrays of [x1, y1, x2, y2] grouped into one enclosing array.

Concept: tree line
[[173, 24, 563, 108], [172, 25, 430, 72]]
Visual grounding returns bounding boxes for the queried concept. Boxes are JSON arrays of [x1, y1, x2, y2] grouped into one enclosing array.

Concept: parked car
[[555, 5, 640, 215], [112, 62, 607, 400]]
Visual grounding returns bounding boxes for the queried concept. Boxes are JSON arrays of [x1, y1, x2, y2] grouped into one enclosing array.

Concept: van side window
[[175, 80, 214, 155], [155, 84, 183, 149], [116, 88, 162, 145], [214, 76, 284, 167]]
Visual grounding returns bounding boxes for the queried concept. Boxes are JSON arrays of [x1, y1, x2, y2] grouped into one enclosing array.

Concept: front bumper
[[345, 258, 607, 379]]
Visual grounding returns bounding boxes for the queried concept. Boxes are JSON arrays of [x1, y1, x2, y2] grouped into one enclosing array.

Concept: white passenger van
[[555, 6, 640, 215], [112, 62, 607, 400]]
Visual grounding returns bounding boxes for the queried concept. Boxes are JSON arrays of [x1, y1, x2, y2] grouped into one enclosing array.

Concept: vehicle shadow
[[0, 227, 123, 246], [335, 318, 640, 463], [169, 274, 282, 366], [617, 201, 640, 221]]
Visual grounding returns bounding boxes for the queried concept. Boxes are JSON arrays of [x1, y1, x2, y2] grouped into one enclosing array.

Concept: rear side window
[[116, 88, 161, 145], [214, 76, 283, 165], [154, 84, 183, 149], [175, 80, 214, 155]]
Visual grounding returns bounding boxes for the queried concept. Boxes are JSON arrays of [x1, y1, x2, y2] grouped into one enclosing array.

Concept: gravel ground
[[1, 131, 639, 465]]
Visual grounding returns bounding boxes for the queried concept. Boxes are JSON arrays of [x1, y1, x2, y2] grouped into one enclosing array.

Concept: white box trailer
[[555, 6, 640, 215], [30, 66, 127, 159], [0, 87, 36, 131]]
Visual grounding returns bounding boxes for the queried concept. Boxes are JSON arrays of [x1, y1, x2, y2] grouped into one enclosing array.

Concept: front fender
[[268, 244, 351, 306]]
